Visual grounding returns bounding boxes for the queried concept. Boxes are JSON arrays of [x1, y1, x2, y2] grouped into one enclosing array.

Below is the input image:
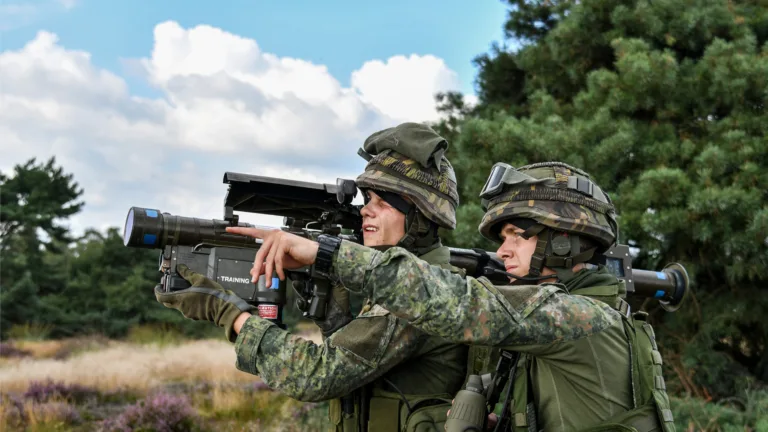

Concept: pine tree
[[0, 157, 84, 337], [438, 0, 768, 400], [0, 159, 247, 340]]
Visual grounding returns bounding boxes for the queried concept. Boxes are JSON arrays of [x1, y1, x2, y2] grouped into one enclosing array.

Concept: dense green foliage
[[0, 157, 216, 339], [436, 0, 768, 412]]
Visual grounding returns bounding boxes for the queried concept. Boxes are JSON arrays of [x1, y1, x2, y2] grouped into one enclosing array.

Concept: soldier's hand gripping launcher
[[123, 172, 362, 328]]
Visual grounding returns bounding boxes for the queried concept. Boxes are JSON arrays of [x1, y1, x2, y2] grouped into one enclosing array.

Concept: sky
[[0, 0, 509, 236]]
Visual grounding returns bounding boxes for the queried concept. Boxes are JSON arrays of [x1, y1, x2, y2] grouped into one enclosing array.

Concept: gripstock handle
[[162, 273, 192, 292], [287, 271, 330, 320], [306, 279, 330, 320], [291, 278, 311, 312], [160, 268, 288, 329]]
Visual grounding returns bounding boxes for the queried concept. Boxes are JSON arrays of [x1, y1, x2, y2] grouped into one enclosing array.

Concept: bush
[[6, 323, 54, 341], [24, 379, 101, 404], [0, 341, 31, 358], [26, 401, 82, 427], [1, 393, 82, 431], [100, 392, 200, 432], [671, 389, 768, 431]]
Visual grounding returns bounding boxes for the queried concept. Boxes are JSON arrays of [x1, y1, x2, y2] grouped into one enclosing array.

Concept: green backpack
[[464, 291, 676, 432]]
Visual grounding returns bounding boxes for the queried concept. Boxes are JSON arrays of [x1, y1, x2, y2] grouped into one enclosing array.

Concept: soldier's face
[[360, 190, 406, 247], [496, 223, 555, 282]]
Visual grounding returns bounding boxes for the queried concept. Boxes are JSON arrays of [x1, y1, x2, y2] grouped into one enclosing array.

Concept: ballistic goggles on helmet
[[479, 162, 611, 209]]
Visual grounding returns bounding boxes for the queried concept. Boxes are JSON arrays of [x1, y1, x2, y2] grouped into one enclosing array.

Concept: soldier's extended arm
[[234, 309, 424, 402], [331, 241, 619, 349]]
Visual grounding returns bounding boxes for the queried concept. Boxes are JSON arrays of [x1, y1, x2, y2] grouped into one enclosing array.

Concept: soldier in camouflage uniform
[[158, 123, 469, 432], [230, 161, 677, 432]]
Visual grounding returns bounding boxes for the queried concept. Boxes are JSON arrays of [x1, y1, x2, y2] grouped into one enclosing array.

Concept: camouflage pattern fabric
[[331, 240, 641, 431], [478, 197, 616, 250], [478, 162, 617, 250], [362, 122, 448, 170], [233, 246, 467, 403], [310, 283, 353, 338], [356, 151, 458, 229], [235, 311, 463, 401], [331, 241, 618, 346]]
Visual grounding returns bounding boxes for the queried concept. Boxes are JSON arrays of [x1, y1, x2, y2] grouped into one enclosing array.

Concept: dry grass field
[[0, 324, 329, 432], [5, 324, 762, 431]]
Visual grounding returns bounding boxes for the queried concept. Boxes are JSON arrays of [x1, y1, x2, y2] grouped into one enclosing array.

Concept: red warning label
[[258, 304, 278, 320]]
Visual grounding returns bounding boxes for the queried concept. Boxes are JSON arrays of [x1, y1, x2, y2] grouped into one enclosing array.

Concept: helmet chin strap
[[485, 268, 557, 285], [397, 208, 441, 255]]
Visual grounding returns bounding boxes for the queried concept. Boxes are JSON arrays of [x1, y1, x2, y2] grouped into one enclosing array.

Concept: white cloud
[[464, 94, 479, 108], [0, 21, 470, 238], [352, 54, 461, 122], [0, 0, 78, 31]]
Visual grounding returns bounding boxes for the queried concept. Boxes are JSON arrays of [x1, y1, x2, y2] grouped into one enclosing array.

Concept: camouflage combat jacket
[[329, 240, 675, 432], [233, 245, 468, 430]]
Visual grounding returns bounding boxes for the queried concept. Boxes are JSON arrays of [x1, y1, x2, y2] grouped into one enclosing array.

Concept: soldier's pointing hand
[[225, 227, 319, 287]]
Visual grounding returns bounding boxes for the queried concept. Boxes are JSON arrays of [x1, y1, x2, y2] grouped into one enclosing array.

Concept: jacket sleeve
[[234, 307, 425, 402], [330, 241, 620, 352]]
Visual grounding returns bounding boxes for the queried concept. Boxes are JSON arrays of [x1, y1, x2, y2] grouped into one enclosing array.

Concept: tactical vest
[[329, 247, 468, 432], [465, 281, 676, 432]]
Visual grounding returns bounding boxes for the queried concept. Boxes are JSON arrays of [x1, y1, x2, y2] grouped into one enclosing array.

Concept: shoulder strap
[[329, 388, 367, 432], [509, 354, 537, 432], [624, 313, 676, 431], [572, 284, 620, 297], [465, 345, 500, 379], [571, 283, 632, 319]]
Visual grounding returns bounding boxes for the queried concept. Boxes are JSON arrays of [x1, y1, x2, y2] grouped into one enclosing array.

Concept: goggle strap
[[481, 164, 611, 205]]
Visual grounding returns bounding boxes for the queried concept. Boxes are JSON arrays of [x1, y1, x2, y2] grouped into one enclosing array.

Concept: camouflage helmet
[[355, 123, 459, 230], [478, 161, 618, 251]]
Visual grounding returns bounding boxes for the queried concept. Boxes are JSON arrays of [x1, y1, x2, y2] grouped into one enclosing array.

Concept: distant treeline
[[0, 157, 307, 341]]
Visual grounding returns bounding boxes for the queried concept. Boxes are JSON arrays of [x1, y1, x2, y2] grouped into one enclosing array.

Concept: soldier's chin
[[362, 234, 382, 247], [508, 271, 528, 282]]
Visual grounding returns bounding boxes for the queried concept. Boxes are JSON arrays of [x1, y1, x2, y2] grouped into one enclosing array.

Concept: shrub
[[0, 394, 25, 429], [7, 323, 54, 341], [0, 341, 31, 358], [25, 401, 82, 427], [100, 392, 200, 432], [1, 393, 82, 430], [24, 378, 100, 404], [671, 389, 768, 431], [191, 380, 279, 423]]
